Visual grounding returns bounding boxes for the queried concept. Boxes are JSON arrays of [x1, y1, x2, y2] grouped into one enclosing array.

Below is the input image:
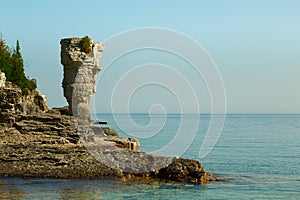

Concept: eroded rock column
[[61, 37, 104, 141], [60, 37, 103, 119]]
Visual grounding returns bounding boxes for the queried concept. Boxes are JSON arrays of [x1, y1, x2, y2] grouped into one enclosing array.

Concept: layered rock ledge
[[0, 37, 217, 184], [0, 103, 215, 183]]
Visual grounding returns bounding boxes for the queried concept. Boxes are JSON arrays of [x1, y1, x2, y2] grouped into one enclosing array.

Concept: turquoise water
[[1, 114, 300, 199]]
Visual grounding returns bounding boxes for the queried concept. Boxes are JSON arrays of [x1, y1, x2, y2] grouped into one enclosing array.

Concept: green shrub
[[80, 36, 92, 54], [22, 88, 30, 95]]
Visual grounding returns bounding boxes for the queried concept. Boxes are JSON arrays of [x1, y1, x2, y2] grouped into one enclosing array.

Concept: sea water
[[1, 114, 299, 199]]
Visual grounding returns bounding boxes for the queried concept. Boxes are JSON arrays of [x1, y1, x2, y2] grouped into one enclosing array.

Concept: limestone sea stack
[[60, 37, 105, 141], [60, 37, 103, 119]]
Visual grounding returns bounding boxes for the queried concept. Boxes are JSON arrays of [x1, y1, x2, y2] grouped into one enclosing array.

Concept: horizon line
[[92, 113, 300, 115]]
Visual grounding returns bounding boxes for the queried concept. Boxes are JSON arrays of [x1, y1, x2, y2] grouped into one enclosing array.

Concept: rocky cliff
[[0, 37, 217, 184], [0, 83, 48, 129]]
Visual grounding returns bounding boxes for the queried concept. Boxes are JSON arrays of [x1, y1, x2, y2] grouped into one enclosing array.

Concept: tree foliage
[[0, 39, 37, 90]]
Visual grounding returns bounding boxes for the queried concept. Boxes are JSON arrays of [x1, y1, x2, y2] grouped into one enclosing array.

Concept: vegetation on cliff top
[[80, 36, 92, 54], [0, 39, 37, 90]]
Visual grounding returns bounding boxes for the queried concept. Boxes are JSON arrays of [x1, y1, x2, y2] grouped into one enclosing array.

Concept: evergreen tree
[[0, 40, 12, 80], [16, 39, 20, 55], [0, 39, 37, 91]]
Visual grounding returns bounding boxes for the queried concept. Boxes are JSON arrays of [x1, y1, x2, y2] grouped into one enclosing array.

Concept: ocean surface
[[1, 114, 300, 199]]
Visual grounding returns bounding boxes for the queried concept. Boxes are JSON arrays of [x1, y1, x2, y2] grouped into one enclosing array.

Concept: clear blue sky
[[1, 0, 299, 114]]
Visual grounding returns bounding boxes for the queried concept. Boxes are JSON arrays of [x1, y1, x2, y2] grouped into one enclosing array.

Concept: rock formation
[[60, 37, 107, 142], [0, 77, 48, 129], [0, 70, 5, 88], [60, 37, 103, 119], [0, 37, 218, 184]]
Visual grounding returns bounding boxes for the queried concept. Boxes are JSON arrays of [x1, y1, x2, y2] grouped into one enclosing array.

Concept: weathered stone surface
[[0, 87, 48, 113], [60, 37, 106, 145], [100, 127, 121, 137], [60, 37, 104, 118], [157, 158, 215, 183], [0, 143, 120, 179], [0, 70, 5, 88], [0, 84, 49, 130], [33, 91, 48, 112], [104, 136, 140, 151], [91, 149, 175, 173]]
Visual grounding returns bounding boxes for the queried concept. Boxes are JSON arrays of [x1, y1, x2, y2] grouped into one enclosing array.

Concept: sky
[[0, 0, 299, 114]]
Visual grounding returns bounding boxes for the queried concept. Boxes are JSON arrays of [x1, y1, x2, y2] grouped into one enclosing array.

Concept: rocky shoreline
[[0, 37, 218, 184], [0, 105, 216, 183]]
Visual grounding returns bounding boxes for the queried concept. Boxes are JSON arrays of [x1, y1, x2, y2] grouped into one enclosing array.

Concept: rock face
[[60, 37, 103, 119], [0, 70, 5, 88], [0, 84, 48, 129]]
